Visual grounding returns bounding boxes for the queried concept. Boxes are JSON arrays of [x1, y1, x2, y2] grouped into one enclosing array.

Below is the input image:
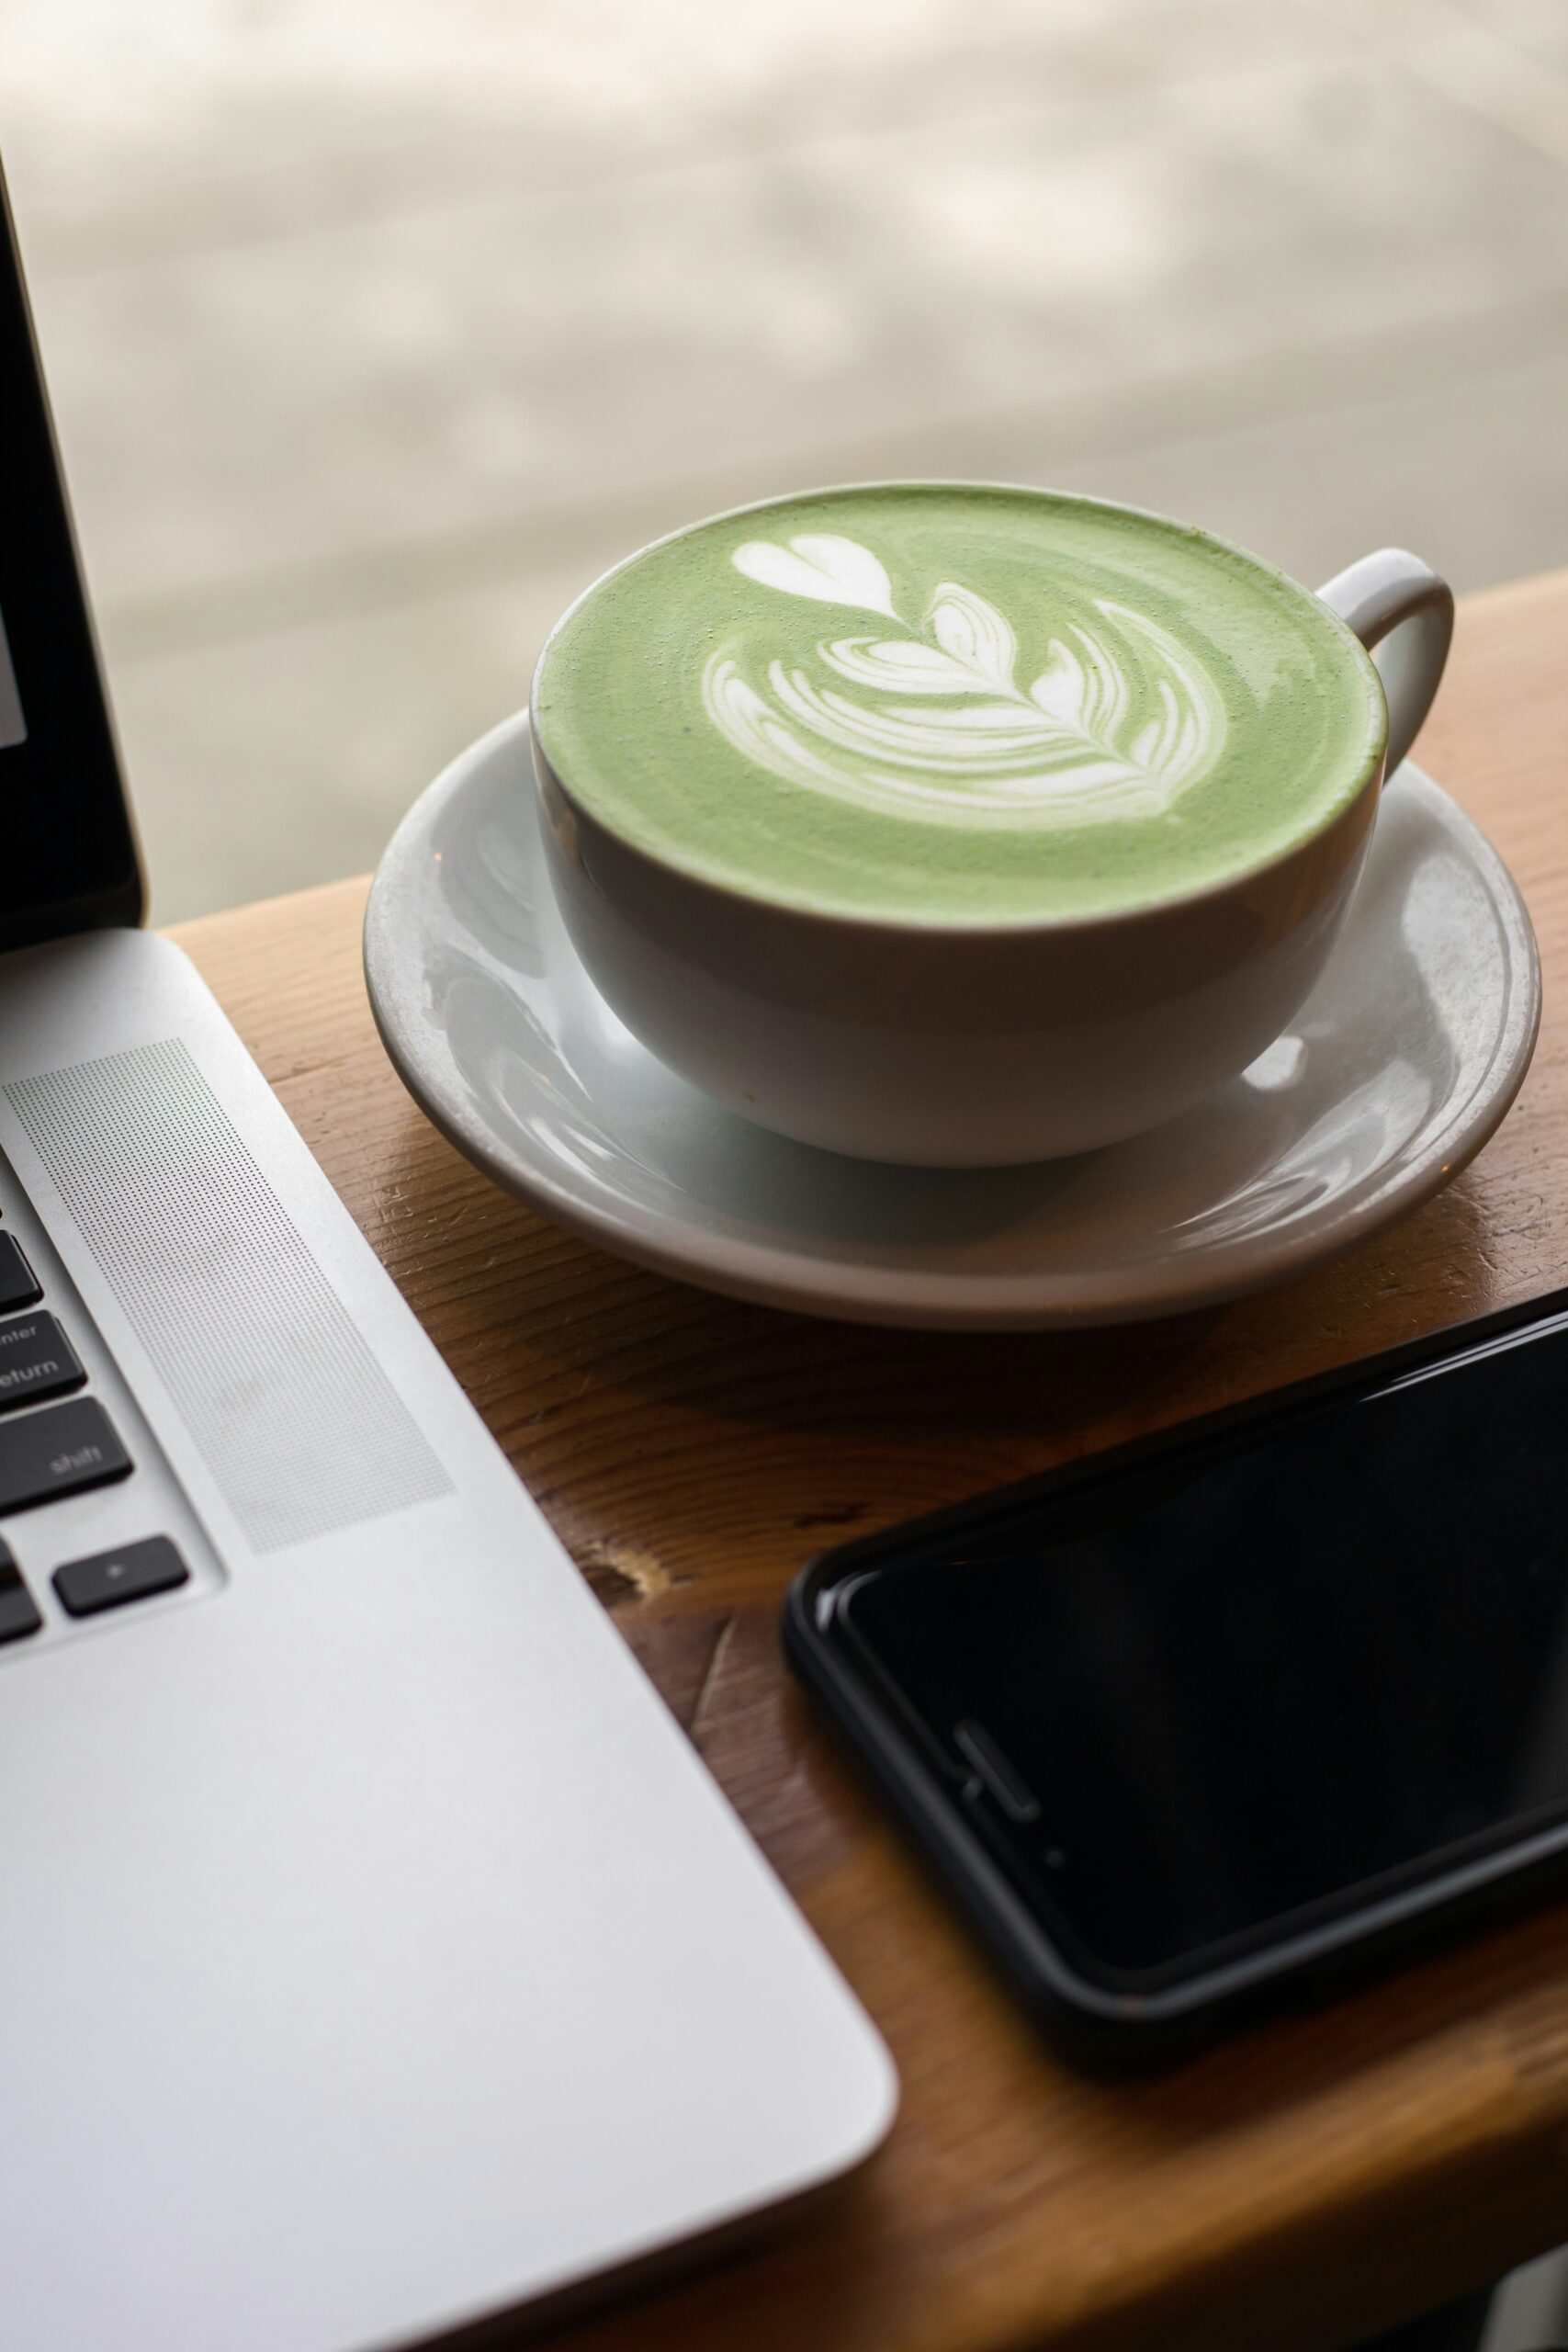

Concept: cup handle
[[1316, 548, 1454, 778]]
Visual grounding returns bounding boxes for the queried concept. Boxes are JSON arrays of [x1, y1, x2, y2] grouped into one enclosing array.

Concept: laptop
[[0, 172, 894, 2352]]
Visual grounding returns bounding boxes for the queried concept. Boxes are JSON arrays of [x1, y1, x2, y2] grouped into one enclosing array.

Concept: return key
[[0, 1313, 85, 1413]]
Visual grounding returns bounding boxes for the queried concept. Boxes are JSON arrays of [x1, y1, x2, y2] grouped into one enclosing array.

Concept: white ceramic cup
[[531, 503, 1452, 1168]]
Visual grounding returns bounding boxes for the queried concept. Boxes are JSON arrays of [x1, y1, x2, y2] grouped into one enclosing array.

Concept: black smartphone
[[784, 1288, 1568, 2065]]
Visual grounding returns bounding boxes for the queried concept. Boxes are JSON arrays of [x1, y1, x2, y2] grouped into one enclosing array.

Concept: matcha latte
[[532, 485, 1388, 927]]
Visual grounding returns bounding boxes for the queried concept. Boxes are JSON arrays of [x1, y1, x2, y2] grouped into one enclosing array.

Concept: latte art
[[701, 531, 1226, 827], [532, 484, 1387, 924]]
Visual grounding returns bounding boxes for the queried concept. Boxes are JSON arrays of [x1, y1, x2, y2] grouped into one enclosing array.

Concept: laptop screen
[[0, 172, 142, 946]]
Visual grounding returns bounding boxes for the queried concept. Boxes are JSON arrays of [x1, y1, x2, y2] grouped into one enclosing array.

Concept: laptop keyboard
[[0, 1229, 188, 1644]]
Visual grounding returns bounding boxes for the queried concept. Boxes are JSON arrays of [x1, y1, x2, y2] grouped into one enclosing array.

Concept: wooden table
[[169, 571, 1568, 2352]]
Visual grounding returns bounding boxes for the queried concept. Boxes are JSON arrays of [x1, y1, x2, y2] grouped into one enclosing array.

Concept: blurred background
[[6, 0, 1568, 922]]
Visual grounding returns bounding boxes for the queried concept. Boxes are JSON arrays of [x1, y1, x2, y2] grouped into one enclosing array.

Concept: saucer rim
[[364, 715, 1540, 1330]]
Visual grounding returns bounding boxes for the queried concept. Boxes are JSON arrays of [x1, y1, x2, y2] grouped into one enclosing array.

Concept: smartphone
[[784, 1289, 1568, 2064]]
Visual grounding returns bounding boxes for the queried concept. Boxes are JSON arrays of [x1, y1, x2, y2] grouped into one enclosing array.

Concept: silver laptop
[[0, 175, 894, 2352]]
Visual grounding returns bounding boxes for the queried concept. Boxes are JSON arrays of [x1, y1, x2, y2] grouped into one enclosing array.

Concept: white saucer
[[364, 713, 1540, 1330]]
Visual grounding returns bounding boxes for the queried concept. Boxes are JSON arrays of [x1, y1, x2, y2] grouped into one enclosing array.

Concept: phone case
[[783, 1283, 1568, 2068]]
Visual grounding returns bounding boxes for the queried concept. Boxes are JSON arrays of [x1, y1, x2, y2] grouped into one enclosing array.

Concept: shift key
[[0, 1399, 130, 1514]]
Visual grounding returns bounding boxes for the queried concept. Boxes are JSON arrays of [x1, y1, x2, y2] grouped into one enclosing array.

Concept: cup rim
[[529, 478, 1392, 941]]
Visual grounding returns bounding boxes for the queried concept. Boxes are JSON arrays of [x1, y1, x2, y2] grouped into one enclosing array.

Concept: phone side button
[[953, 1718, 1043, 1823]]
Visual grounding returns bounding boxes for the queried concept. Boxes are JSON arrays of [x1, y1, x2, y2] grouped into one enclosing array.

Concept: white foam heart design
[[731, 533, 897, 619]]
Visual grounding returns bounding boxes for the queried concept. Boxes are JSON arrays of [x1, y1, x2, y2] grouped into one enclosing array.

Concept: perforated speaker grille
[[8, 1039, 452, 1551]]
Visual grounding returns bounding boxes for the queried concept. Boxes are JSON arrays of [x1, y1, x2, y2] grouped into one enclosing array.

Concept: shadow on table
[[1359, 2237, 1568, 2352], [1358, 2289, 1497, 2352]]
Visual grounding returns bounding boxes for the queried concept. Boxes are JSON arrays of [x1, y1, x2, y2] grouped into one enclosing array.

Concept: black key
[[0, 1233, 40, 1314], [0, 1546, 40, 1645], [0, 1312, 85, 1415], [54, 1536, 186, 1620], [0, 1398, 130, 1516]]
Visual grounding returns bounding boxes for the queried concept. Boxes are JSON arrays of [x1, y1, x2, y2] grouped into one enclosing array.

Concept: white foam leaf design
[[930, 582, 1019, 695], [707, 534, 1228, 828], [702, 659, 850, 792], [732, 532, 897, 618], [818, 636, 988, 695], [1029, 640, 1090, 726]]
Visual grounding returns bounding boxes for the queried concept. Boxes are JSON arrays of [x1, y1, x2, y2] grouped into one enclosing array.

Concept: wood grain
[[167, 570, 1568, 2352]]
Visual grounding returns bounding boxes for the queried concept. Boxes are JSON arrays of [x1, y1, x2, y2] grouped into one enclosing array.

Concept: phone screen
[[833, 1317, 1568, 1989]]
